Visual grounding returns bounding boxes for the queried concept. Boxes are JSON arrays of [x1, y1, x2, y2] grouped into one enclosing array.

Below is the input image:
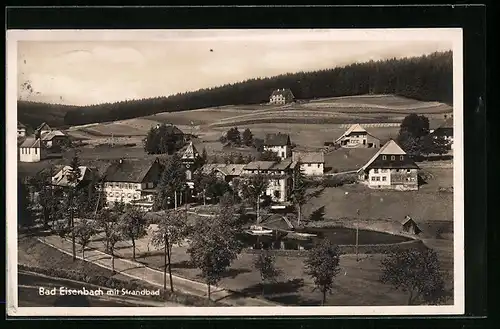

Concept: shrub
[[322, 174, 356, 187]]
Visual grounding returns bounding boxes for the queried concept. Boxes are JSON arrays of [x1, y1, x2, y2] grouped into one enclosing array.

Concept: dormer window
[[382, 155, 387, 160], [400, 155, 404, 160], [391, 156, 395, 160]]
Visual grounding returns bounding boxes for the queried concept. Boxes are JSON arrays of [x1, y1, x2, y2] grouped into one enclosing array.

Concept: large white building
[[241, 159, 295, 203], [335, 124, 381, 149], [263, 133, 292, 160], [269, 88, 295, 105], [19, 138, 46, 163], [292, 151, 325, 176]]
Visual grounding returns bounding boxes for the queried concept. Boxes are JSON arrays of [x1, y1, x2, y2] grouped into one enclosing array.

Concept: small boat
[[245, 225, 274, 236]]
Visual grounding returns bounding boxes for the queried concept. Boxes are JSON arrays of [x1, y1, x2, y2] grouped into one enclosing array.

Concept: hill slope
[[18, 50, 452, 128]]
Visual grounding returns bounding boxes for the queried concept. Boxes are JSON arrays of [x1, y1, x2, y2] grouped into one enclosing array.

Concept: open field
[[64, 95, 450, 151]]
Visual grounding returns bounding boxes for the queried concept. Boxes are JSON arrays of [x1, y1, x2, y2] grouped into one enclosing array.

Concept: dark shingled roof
[[103, 158, 160, 183], [270, 88, 295, 99], [36, 122, 51, 132], [264, 133, 291, 146], [19, 137, 41, 148]]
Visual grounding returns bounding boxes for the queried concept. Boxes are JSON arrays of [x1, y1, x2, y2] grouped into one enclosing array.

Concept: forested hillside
[[18, 50, 452, 128]]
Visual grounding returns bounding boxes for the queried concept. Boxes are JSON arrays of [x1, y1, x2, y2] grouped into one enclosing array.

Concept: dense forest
[[18, 51, 452, 128]]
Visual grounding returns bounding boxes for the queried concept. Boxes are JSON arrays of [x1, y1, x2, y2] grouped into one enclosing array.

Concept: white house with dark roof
[[102, 158, 163, 210], [357, 139, 419, 191], [241, 159, 295, 203], [19, 137, 46, 162], [17, 122, 27, 137], [292, 150, 325, 176], [263, 132, 292, 160], [269, 88, 295, 105], [335, 124, 381, 149]]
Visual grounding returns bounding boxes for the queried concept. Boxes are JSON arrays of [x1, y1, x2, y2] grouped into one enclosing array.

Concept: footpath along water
[[37, 235, 278, 307]]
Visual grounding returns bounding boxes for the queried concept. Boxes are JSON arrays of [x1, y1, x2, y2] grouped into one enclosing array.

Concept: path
[[37, 235, 278, 307]]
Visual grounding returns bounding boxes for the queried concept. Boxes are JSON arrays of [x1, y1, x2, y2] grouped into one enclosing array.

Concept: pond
[[238, 227, 412, 251]]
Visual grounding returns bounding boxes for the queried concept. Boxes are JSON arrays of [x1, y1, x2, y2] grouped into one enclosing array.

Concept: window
[[391, 156, 395, 160], [374, 169, 379, 173], [308, 164, 311, 167], [381, 169, 387, 173], [376, 177, 380, 181], [396, 169, 400, 172], [127, 193, 131, 198], [400, 156, 404, 160], [317, 164, 321, 168], [407, 169, 411, 173], [134, 194, 139, 199], [281, 152, 285, 158], [371, 177, 376, 181], [382, 177, 386, 181], [382, 155, 386, 160]]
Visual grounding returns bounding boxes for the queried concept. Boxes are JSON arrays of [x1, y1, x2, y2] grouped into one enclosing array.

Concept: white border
[[6, 28, 464, 317]]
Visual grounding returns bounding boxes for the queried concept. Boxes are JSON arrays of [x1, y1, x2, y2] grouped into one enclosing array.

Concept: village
[[16, 87, 455, 307]]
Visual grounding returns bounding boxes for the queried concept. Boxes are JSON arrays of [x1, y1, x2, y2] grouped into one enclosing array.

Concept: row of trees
[[40, 51, 452, 126], [144, 124, 186, 155], [219, 127, 255, 147], [396, 114, 451, 158]]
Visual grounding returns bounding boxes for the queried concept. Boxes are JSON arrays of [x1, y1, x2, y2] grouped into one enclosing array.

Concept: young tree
[[29, 167, 59, 230], [18, 179, 35, 229], [253, 249, 282, 296], [72, 218, 96, 260], [156, 154, 186, 210], [291, 167, 308, 226], [399, 114, 430, 139], [259, 150, 281, 162], [98, 208, 123, 273], [188, 200, 243, 301], [304, 239, 341, 305], [242, 128, 254, 146], [119, 207, 148, 260], [226, 127, 241, 146], [200, 147, 208, 166], [241, 171, 269, 224], [150, 209, 189, 293], [65, 154, 83, 262], [380, 248, 447, 305]]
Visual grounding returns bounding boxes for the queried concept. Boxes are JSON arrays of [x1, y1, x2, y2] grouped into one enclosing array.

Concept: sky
[[16, 30, 453, 106]]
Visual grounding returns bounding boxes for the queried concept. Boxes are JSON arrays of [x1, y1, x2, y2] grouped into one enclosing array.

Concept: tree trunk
[[298, 205, 301, 227], [163, 242, 167, 291], [207, 283, 211, 302], [203, 189, 206, 206], [112, 252, 115, 274], [174, 191, 177, 209], [167, 244, 174, 293], [322, 290, 326, 306], [132, 237, 136, 260], [256, 196, 260, 224]]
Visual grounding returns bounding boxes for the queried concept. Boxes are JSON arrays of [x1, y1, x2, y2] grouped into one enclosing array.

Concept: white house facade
[[241, 160, 294, 203], [292, 151, 325, 176], [263, 133, 292, 160], [19, 138, 46, 163]]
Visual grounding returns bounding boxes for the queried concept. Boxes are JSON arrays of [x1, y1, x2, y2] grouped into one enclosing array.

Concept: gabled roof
[[197, 163, 227, 175], [270, 88, 295, 99], [217, 164, 246, 177], [18, 122, 26, 129], [103, 158, 160, 183], [19, 137, 41, 148], [335, 124, 378, 143], [292, 151, 325, 164], [181, 141, 199, 161], [358, 139, 413, 172], [243, 161, 276, 171], [264, 133, 291, 146], [36, 122, 51, 132], [41, 130, 67, 141], [52, 166, 92, 187]]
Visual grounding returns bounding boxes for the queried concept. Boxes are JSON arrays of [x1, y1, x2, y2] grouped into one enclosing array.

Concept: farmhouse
[[40, 130, 70, 148], [18, 122, 27, 137], [291, 151, 325, 176], [102, 158, 163, 210], [19, 137, 46, 163], [335, 124, 380, 149], [357, 139, 419, 191], [269, 88, 295, 105], [264, 132, 292, 160], [241, 159, 295, 203], [35, 122, 52, 136], [198, 163, 246, 185], [401, 215, 422, 235], [430, 117, 453, 150], [51, 165, 95, 188]]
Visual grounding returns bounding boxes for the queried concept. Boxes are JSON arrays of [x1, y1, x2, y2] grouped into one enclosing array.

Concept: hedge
[[18, 264, 220, 307]]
